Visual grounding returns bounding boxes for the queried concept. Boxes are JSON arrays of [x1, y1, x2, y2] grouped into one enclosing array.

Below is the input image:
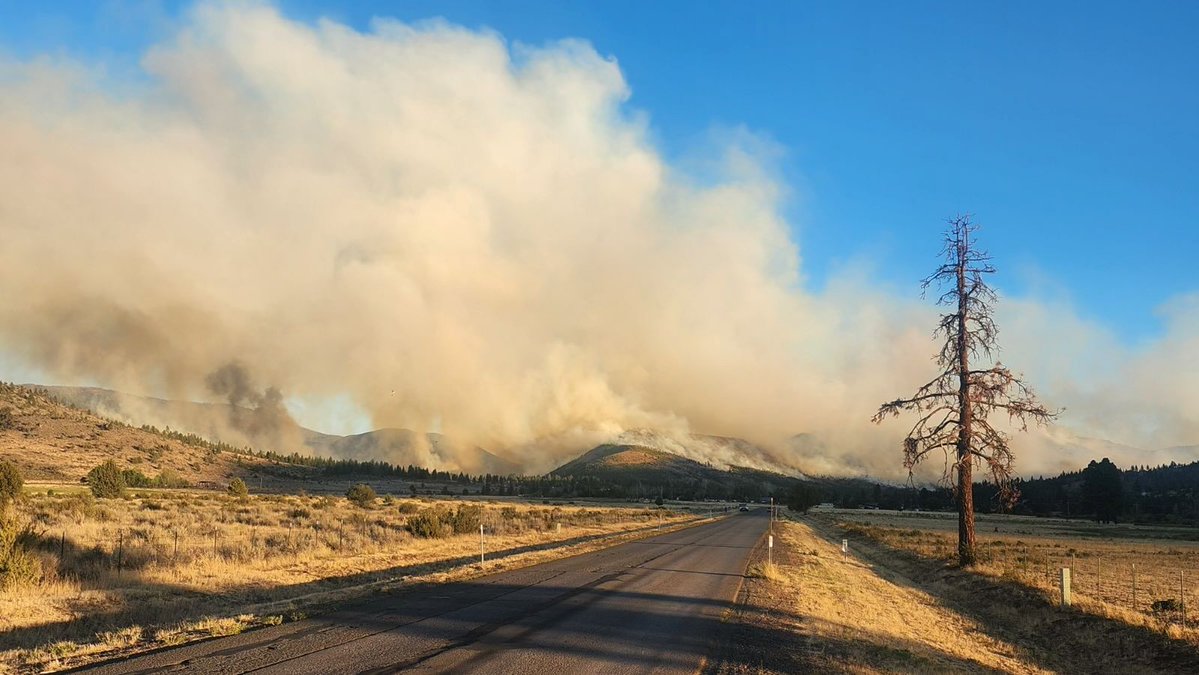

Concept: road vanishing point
[[79, 511, 769, 674]]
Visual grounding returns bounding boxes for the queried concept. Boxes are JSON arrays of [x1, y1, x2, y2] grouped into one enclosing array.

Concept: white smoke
[[0, 2, 1193, 477]]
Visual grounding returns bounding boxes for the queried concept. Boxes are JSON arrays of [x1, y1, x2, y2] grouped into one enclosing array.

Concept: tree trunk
[[957, 446, 976, 565], [955, 229, 977, 567]]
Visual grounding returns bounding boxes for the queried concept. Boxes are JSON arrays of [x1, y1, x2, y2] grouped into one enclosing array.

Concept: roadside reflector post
[[480, 523, 485, 566], [841, 539, 848, 557], [1061, 567, 1072, 607], [768, 534, 774, 567]]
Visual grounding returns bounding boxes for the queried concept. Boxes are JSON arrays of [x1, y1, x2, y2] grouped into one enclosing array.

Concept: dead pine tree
[[873, 216, 1058, 566]]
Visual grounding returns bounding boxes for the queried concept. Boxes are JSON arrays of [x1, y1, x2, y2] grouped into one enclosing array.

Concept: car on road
[[738, 504, 749, 512]]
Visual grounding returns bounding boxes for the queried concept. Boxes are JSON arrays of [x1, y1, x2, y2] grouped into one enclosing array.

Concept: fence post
[[117, 529, 124, 577], [173, 530, 178, 561], [1132, 564, 1138, 611], [1097, 557, 1102, 600], [480, 523, 485, 566], [1182, 569, 1187, 629], [1061, 567, 1072, 607], [59, 531, 65, 560]]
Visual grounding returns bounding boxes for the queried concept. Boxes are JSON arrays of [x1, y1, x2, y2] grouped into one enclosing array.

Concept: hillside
[[313, 428, 518, 475], [549, 442, 802, 501], [0, 382, 293, 486], [41, 385, 517, 475]]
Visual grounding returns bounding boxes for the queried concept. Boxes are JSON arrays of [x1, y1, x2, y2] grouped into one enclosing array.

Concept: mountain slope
[[40, 385, 518, 475], [308, 428, 518, 475], [0, 383, 292, 485], [549, 442, 801, 501]]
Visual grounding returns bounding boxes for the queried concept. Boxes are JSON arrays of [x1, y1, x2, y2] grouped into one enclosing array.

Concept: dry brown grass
[[0, 490, 698, 673], [831, 509, 1199, 632], [809, 510, 1199, 673], [715, 519, 1039, 674], [0, 383, 273, 485]]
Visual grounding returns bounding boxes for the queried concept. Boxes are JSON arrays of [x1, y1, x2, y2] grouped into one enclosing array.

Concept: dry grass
[[0, 491, 697, 673], [808, 511, 1199, 673], [716, 519, 1039, 674], [831, 509, 1199, 632], [0, 383, 276, 485]]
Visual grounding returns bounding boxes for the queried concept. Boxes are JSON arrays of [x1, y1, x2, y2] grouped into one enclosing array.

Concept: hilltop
[[0, 382, 290, 486], [549, 441, 803, 502]]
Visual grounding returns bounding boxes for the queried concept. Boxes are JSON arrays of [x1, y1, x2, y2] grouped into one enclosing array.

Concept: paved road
[[83, 511, 768, 675]]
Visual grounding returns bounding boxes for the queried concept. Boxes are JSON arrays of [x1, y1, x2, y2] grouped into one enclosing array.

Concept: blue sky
[[1, 0, 1196, 342]]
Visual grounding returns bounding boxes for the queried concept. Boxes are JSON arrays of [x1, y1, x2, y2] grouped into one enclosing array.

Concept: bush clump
[[405, 504, 484, 538], [0, 460, 23, 506], [154, 468, 190, 489], [0, 511, 41, 589], [121, 468, 153, 488], [86, 460, 126, 498], [406, 507, 452, 539], [227, 478, 249, 498], [346, 484, 377, 508], [448, 504, 483, 534]]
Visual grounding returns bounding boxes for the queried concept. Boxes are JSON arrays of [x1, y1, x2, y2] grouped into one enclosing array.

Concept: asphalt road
[[82, 511, 769, 675]]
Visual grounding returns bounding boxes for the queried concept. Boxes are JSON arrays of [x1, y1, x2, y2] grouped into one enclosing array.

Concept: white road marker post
[[841, 538, 848, 558], [768, 534, 774, 568], [1061, 567, 1072, 607], [480, 523, 485, 566]]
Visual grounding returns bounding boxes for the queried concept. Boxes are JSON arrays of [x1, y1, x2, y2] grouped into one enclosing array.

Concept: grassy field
[[717, 513, 1199, 674], [0, 489, 701, 673], [828, 508, 1199, 629]]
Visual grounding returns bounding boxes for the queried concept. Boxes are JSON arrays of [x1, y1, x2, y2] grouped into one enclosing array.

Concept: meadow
[[827, 508, 1199, 629], [0, 488, 698, 673], [717, 512, 1199, 674]]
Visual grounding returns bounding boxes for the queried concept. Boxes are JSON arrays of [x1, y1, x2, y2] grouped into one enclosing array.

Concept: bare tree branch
[[872, 216, 1059, 566]]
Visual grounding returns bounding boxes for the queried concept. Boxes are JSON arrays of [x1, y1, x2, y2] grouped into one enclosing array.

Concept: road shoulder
[[706, 517, 1040, 674]]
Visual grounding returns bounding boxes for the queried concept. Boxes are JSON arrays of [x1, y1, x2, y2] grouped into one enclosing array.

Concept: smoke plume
[[0, 2, 1194, 476]]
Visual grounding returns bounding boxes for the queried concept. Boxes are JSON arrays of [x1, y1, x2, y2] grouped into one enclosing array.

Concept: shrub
[[448, 504, 483, 534], [0, 460, 23, 506], [155, 468, 190, 488], [121, 468, 153, 488], [87, 460, 126, 498], [346, 484, 376, 508], [0, 511, 41, 589], [0, 406, 14, 430], [396, 501, 421, 514], [406, 507, 452, 538], [227, 478, 249, 498]]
